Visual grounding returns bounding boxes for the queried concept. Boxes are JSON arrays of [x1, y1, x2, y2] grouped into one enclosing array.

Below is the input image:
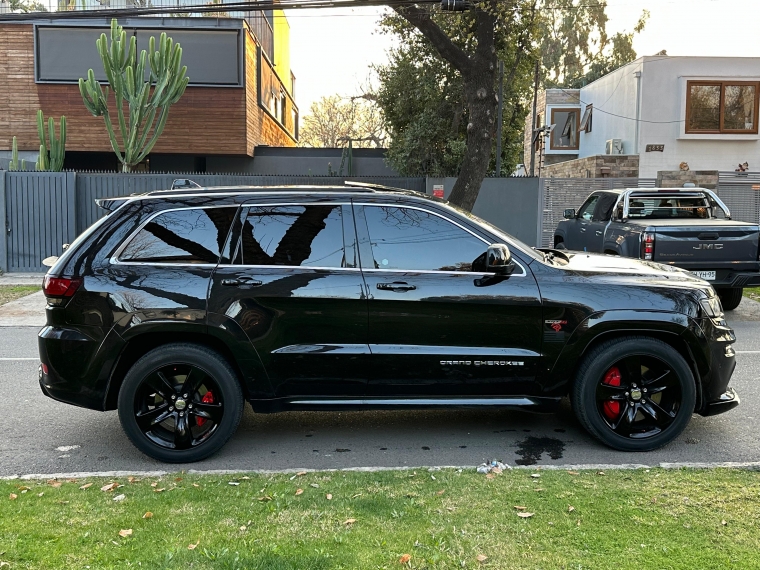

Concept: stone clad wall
[[542, 155, 639, 178], [655, 170, 719, 190]]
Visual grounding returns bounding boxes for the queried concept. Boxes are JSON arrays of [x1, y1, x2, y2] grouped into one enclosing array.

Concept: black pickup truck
[[554, 187, 760, 310]]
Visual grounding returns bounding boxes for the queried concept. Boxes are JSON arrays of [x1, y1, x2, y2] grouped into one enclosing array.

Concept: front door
[[354, 202, 543, 398], [207, 201, 369, 397], [565, 193, 600, 251]]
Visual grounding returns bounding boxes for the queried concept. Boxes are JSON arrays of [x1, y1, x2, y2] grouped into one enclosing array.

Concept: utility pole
[[529, 58, 540, 177], [495, 60, 504, 177]]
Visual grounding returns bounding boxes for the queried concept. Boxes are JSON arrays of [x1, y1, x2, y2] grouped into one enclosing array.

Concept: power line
[[0, 0, 439, 22]]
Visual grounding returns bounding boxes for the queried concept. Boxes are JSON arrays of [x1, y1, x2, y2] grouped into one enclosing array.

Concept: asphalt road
[[1, 318, 759, 477]]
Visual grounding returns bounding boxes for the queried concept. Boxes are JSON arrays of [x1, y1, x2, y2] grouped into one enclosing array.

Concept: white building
[[526, 55, 760, 178]]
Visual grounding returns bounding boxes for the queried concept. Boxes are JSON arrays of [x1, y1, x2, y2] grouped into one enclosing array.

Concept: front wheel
[[571, 337, 696, 451], [717, 288, 743, 311], [118, 343, 244, 463]]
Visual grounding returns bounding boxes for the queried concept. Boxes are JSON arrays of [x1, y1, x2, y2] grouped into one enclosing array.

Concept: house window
[[580, 104, 593, 133], [550, 108, 580, 150], [686, 81, 760, 134]]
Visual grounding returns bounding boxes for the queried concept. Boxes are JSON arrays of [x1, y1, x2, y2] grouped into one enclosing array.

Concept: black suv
[[39, 184, 739, 462]]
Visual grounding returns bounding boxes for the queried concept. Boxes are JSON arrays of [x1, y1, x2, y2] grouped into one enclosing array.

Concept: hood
[[561, 252, 713, 293]]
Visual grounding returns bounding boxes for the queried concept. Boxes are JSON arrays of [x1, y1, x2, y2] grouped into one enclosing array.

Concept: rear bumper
[[694, 270, 760, 288], [694, 316, 738, 415]]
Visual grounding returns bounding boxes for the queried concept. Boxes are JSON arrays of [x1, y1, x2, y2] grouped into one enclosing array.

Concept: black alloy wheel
[[572, 337, 696, 451], [118, 344, 244, 463]]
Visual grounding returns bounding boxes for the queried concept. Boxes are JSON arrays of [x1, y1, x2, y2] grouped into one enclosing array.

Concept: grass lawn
[[1, 468, 759, 569], [744, 287, 760, 302], [0, 285, 41, 307]]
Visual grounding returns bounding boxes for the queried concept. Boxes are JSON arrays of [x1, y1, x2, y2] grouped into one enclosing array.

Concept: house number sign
[[645, 144, 665, 152]]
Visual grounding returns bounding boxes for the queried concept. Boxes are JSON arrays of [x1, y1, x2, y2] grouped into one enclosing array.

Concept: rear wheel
[[554, 239, 566, 250], [118, 343, 244, 463], [717, 288, 743, 311], [571, 337, 696, 451]]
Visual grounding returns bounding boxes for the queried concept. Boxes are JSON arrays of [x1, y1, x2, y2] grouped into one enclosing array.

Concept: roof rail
[[343, 180, 418, 193]]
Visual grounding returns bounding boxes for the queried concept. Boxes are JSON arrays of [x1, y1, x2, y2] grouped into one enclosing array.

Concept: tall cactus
[[79, 19, 189, 172], [9, 136, 19, 171], [35, 110, 67, 172]]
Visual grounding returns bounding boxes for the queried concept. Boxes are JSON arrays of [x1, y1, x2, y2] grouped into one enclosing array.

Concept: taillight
[[43, 276, 82, 306], [641, 232, 655, 260]]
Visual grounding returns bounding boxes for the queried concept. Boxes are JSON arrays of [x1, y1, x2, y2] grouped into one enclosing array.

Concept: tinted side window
[[577, 195, 599, 221], [237, 205, 346, 267], [593, 193, 618, 222], [362, 206, 486, 272], [119, 207, 237, 264]]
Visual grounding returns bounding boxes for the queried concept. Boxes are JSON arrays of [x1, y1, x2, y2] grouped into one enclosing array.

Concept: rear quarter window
[[118, 207, 238, 264]]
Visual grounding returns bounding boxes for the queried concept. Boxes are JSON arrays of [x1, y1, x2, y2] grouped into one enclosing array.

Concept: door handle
[[221, 277, 263, 287], [377, 281, 416, 292]]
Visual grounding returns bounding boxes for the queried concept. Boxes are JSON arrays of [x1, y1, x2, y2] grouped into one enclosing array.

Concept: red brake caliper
[[602, 367, 622, 420], [195, 391, 214, 427]]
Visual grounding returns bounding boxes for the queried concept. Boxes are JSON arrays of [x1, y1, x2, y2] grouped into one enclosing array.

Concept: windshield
[[627, 196, 712, 219]]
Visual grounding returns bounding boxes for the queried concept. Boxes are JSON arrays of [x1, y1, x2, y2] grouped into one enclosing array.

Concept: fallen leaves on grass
[[112, 494, 125, 502], [228, 482, 240, 486], [514, 506, 527, 511], [310, 483, 319, 488], [568, 505, 575, 512], [79, 483, 93, 490], [101, 483, 118, 492], [567, 471, 580, 476], [143, 512, 153, 519], [295, 489, 304, 496], [399, 553, 411, 564], [326, 494, 333, 500], [531, 474, 541, 479], [436, 490, 445, 496], [118, 529, 132, 538], [153, 488, 166, 493], [477, 554, 488, 563], [517, 512, 534, 518], [188, 541, 199, 550], [8, 494, 17, 500], [296, 471, 307, 476], [343, 518, 357, 525], [47, 480, 62, 488]]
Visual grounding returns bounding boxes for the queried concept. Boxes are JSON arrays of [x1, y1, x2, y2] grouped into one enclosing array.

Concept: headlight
[[700, 296, 723, 317]]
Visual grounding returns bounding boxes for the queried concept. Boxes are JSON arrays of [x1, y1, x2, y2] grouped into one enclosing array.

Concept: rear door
[[354, 201, 543, 398], [207, 200, 369, 397], [565, 193, 600, 251], [586, 192, 619, 252]]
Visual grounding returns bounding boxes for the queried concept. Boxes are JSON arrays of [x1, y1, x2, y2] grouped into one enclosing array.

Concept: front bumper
[[694, 315, 739, 416], [699, 387, 740, 417]]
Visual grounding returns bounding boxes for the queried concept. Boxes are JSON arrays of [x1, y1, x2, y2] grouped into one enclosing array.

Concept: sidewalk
[[0, 290, 46, 327], [0, 273, 44, 286]]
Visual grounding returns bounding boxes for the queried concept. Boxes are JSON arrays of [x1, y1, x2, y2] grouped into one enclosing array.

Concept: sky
[[285, 0, 760, 117]]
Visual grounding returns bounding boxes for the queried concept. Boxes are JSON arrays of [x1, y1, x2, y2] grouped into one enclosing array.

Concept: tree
[[378, 1, 538, 211], [79, 19, 189, 172], [299, 95, 388, 148], [540, 2, 649, 88], [8, 0, 46, 11]]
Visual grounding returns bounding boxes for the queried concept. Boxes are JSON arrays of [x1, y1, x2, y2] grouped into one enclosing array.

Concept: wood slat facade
[[0, 21, 295, 158]]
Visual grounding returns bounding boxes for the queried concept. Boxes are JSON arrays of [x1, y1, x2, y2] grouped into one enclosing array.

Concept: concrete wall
[[577, 61, 641, 159], [426, 177, 541, 246], [578, 56, 760, 177], [542, 155, 639, 178]]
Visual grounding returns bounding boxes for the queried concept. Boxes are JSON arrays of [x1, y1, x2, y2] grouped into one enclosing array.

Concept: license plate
[[692, 271, 716, 281]]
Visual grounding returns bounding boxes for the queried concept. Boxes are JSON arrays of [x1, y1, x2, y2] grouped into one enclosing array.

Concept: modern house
[[0, 8, 298, 172], [525, 56, 760, 180]]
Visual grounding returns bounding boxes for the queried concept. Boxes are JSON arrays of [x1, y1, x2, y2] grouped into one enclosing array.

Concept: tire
[[717, 288, 743, 311], [554, 240, 567, 250], [117, 343, 244, 463], [571, 336, 696, 452]]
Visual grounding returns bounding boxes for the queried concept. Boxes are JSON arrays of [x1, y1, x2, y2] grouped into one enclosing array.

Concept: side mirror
[[486, 243, 515, 275], [563, 208, 576, 219]]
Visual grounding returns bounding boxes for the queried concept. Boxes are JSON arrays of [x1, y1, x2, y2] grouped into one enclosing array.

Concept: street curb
[[3, 461, 760, 480]]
